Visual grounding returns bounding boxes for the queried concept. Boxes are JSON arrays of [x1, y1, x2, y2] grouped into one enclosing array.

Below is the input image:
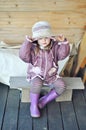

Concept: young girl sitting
[[19, 21, 70, 118]]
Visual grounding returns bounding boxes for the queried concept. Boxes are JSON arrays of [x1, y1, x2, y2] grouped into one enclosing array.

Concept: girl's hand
[[26, 35, 33, 42], [56, 34, 65, 42]]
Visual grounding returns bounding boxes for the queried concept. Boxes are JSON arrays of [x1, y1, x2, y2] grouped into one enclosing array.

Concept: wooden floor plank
[[83, 87, 86, 101], [60, 101, 78, 130], [33, 107, 47, 130], [18, 103, 32, 130], [1, 83, 86, 130], [2, 89, 20, 130], [0, 83, 9, 130], [73, 90, 86, 130], [47, 101, 63, 130]]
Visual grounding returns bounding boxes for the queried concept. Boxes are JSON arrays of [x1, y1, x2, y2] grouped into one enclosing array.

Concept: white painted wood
[[10, 76, 85, 89], [22, 88, 30, 102]]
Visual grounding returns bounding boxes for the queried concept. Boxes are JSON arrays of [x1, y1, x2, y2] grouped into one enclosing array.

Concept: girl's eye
[[39, 38, 42, 40]]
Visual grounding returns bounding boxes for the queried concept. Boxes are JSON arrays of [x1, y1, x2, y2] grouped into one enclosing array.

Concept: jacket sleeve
[[57, 39, 70, 61], [19, 39, 32, 63]]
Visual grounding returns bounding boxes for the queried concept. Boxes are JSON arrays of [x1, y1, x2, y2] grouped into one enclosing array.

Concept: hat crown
[[32, 21, 53, 39], [32, 21, 51, 32]]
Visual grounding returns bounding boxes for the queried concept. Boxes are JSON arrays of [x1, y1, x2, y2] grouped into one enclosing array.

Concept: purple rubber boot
[[38, 89, 58, 109], [30, 93, 40, 118]]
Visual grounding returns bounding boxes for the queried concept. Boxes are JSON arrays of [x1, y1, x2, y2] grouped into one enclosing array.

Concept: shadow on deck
[[0, 83, 86, 130]]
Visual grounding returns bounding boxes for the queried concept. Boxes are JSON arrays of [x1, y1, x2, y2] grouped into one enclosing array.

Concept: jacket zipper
[[44, 51, 47, 78]]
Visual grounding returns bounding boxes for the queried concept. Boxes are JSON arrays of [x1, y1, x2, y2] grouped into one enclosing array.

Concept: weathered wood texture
[[75, 33, 86, 75], [0, 83, 86, 130], [10, 77, 84, 89], [0, 0, 86, 44]]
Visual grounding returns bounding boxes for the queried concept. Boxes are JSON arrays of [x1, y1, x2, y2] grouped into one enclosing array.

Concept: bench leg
[[21, 88, 72, 102], [55, 89, 72, 102], [22, 88, 30, 102]]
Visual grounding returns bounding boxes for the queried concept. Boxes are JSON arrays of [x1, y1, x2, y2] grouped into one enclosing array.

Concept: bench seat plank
[[10, 77, 84, 89]]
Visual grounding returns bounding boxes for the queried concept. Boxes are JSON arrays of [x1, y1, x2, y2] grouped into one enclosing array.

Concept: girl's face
[[37, 37, 51, 48]]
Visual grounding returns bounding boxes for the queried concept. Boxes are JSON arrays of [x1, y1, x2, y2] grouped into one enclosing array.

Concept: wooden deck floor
[[0, 83, 86, 130]]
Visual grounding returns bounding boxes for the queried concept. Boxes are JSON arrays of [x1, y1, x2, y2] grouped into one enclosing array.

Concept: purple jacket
[[19, 39, 70, 85]]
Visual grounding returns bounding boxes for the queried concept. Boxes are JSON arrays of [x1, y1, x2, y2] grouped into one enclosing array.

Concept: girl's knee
[[53, 78, 66, 95], [55, 85, 66, 95], [30, 77, 43, 94]]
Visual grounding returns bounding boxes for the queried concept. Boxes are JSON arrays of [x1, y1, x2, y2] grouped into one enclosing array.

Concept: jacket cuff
[[58, 40, 69, 45]]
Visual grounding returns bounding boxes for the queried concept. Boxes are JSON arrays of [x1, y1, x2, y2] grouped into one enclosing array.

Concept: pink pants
[[29, 77, 66, 95]]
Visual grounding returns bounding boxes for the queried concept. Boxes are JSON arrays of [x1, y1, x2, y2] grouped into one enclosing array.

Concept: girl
[[19, 21, 70, 118]]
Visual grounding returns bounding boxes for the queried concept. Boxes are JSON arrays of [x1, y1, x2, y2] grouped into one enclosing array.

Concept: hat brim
[[32, 33, 56, 41]]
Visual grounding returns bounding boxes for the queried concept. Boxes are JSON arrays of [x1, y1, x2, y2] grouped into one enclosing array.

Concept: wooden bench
[[9, 76, 84, 102]]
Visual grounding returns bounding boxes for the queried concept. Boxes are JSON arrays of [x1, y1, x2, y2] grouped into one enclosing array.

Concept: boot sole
[[31, 114, 40, 118]]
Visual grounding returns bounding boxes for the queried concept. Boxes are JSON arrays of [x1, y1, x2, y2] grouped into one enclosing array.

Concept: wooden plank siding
[[0, 0, 86, 44], [0, 0, 86, 12]]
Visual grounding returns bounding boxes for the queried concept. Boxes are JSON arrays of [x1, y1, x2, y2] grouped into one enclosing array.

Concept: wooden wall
[[0, 0, 86, 44]]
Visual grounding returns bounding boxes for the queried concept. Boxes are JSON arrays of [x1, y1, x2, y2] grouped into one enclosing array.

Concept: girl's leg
[[38, 78, 66, 109], [30, 77, 43, 94], [29, 77, 43, 117], [52, 78, 66, 95]]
